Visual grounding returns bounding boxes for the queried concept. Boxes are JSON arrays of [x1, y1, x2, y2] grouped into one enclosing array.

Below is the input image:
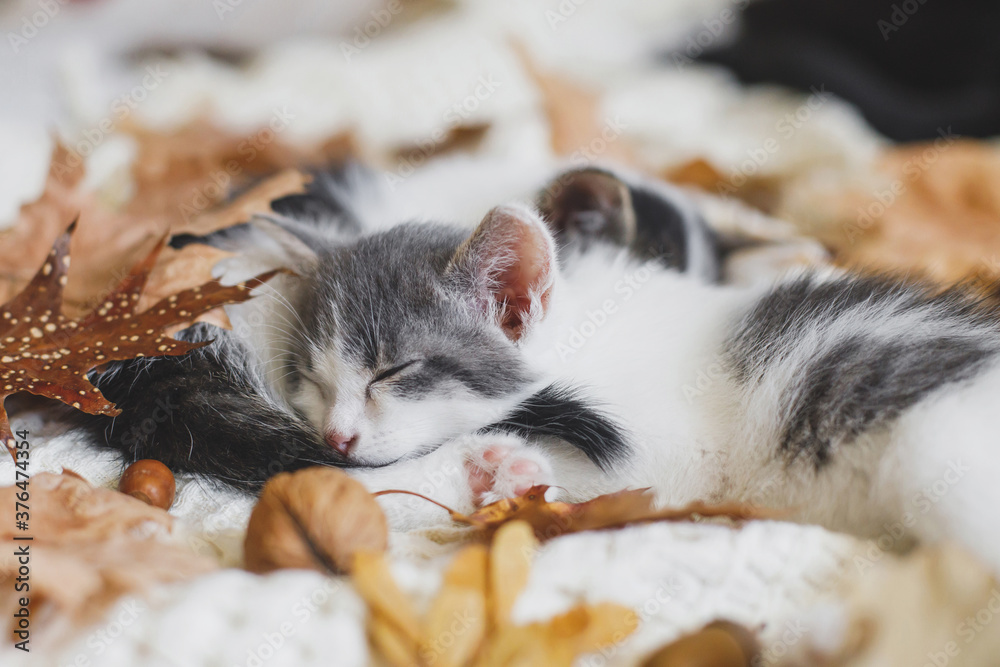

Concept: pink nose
[[325, 431, 358, 457]]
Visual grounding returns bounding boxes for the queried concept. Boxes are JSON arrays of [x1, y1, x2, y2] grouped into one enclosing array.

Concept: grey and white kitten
[[86, 162, 1000, 572]]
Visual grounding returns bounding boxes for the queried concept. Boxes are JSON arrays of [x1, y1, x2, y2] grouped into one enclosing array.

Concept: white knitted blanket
[[0, 417, 860, 667]]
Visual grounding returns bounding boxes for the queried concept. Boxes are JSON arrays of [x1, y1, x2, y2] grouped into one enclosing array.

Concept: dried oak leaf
[[0, 142, 91, 305], [243, 467, 388, 575], [0, 223, 277, 455], [0, 142, 307, 320], [0, 472, 216, 640], [170, 168, 310, 238], [378, 486, 770, 541]]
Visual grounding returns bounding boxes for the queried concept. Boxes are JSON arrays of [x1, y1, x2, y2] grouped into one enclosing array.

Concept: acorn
[[119, 459, 176, 510]]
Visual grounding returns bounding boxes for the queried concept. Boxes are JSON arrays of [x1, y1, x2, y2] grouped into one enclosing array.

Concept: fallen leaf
[[171, 168, 310, 237], [123, 120, 356, 235], [791, 544, 1000, 666], [394, 124, 492, 168], [0, 142, 91, 305], [137, 244, 237, 331], [357, 519, 639, 667], [514, 43, 638, 164], [0, 224, 277, 455], [488, 521, 537, 625], [352, 550, 423, 646], [1, 123, 334, 320], [479, 602, 637, 667], [820, 141, 1000, 288], [377, 487, 769, 541], [563, 602, 641, 655], [371, 612, 422, 667], [0, 472, 216, 640], [243, 467, 388, 575], [422, 545, 489, 667], [664, 157, 783, 215]]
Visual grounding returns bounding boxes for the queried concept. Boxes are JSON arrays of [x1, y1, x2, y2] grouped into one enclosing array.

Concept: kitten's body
[[84, 161, 1000, 570]]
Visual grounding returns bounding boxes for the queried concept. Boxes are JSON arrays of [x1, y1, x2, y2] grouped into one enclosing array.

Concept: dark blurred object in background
[[691, 0, 1000, 142]]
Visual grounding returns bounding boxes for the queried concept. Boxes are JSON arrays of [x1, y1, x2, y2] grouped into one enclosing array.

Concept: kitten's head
[[284, 205, 556, 466]]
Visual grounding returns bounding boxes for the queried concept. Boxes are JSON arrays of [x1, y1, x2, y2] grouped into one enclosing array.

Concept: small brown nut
[[641, 621, 760, 667], [244, 466, 388, 575], [118, 459, 176, 510]]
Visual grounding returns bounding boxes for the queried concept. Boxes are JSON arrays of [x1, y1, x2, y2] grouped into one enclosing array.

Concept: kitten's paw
[[464, 439, 555, 507]]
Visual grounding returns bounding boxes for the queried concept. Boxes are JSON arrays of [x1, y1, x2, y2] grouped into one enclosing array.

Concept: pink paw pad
[[465, 443, 552, 505]]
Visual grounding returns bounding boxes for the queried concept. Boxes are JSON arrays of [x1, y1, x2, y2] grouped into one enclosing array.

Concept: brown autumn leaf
[[0, 472, 216, 639], [243, 467, 388, 575], [378, 486, 769, 541], [640, 620, 761, 667], [827, 141, 1000, 288], [170, 168, 310, 237], [0, 142, 92, 306], [0, 223, 277, 455], [71, 167, 310, 320], [513, 42, 638, 165], [123, 120, 357, 234], [355, 520, 639, 667], [664, 157, 784, 215], [1, 123, 325, 320]]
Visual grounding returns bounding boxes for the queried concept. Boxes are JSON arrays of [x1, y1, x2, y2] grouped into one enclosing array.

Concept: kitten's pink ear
[[449, 205, 557, 341]]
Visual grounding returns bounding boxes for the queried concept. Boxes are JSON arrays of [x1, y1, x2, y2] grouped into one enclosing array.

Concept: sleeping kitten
[[83, 163, 1000, 572]]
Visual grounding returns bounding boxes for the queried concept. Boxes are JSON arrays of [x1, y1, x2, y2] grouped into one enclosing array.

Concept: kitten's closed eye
[[296, 368, 326, 395], [370, 360, 419, 386]]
